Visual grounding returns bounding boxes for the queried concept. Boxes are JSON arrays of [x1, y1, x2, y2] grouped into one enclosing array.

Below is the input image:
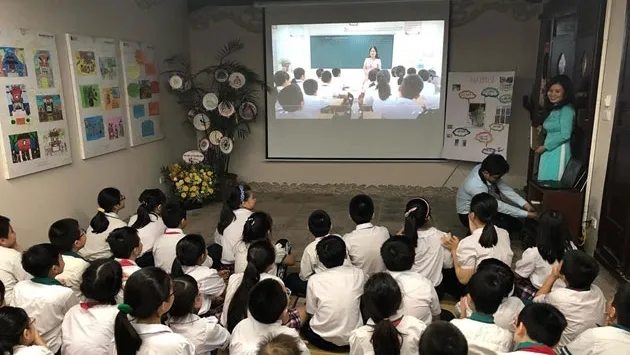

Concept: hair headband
[[238, 185, 245, 203], [97, 207, 105, 213]]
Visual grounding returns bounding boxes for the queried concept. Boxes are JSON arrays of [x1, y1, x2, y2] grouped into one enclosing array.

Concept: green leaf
[[216, 40, 245, 62]]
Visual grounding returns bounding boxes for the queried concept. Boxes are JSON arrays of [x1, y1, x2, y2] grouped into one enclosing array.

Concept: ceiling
[[188, 0, 364, 12]]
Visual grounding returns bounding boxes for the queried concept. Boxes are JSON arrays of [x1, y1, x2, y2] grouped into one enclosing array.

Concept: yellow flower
[[191, 186, 198, 192], [184, 177, 191, 183], [181, 192, 187, 198], [190, 192, 197, 198], [208, 188, 214, 194], [177, 180, 184, 186], [183, 186, 189, 192], [202, 181, 208, 186]]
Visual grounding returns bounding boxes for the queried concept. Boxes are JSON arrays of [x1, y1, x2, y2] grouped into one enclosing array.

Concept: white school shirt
[[318, 83, 336, 100], [12, 279, 79, 353], [230, 316, 310, 355], [306, 265, 366, 346], [299, 236, 352, 281], [456, 226, 514, 270], [62, 302, 118, 355], [461, 296, 526, 332], [303, 94, 329, 115], [12, 346, 54, 355], [560, 325, 630, 355], [80, 212, 127, 260], [181, 265, 225, 315], [128, 213, 166, 256], [0, 245, 31, 305], [167, 314, 230, 354], [57, 253, 89, 300], [451, 315, 513, 355], [514, 245, 575, 289], [411, 227, 454, 286], [116, 258, 141, 277], [372, 95, 398, 117], [218, 208, 253, 264], [534, 285, 607, 347], [386, 270, 441, 324], [233, 241, 286, 276], [343, 223, 389, 276], [114, 323, 195, 355], [153, 229, 214, 273], [220, 272, 284, 327], [349, 313, 426, 355]]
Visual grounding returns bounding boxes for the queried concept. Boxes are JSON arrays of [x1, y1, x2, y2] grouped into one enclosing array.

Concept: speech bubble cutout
[[481, 87, 500, 98], [489, 123, 505, 132], [182, 150, 205, 164], [481, 147, 497, 155], [499, 94, 512, 104], [475, 131, 493, 144], [459, 90, 476, 100], [452, 127, 471, 137]]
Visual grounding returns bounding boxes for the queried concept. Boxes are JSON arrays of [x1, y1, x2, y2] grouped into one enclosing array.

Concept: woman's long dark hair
[[226, 240, 275, 332], [0, 307, 30, 355], [470, 193, 499, 248], [242, 212, 273, 244], [171, 234, 206, 276], [90, 187, 122, 233], [376, 70, 392, 101], [536, 211, 573, 264], [402, 198, 431, 249], [544, 75, 575, 111], [363, 273, 403, 355], [368, 46, 379, 59], [217, 184, 252, 235], [131, 189, 166, 229]]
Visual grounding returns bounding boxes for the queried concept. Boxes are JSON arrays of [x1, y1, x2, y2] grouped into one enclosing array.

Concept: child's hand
[[218, 270, 230, 282], [456, 297, 468, 319], [57, 278, 67, 286], [551, 262, 563, 279], [441, 233, 460, 252]]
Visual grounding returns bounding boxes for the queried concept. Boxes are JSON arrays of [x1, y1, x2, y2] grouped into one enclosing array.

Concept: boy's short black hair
[[368, 68, 379, 82], [274, 70, 290, 87], [248, 279, 288, 324], [48, 218, 82, 252], [316, 235, 346, 269], [0, 215, 11, 239], [106, 227, 141, 259], [349, 194, 374, 225], [418, 69, 430, 81], [257, 333, 301, 355], [407, 67, 417, 75], [332, 68, 341, 77], [400, 74, 424, 99], [321, 70, 332, 84], [22, 243, 61, 278], [467, 269, 505, 315], [613, 283, 630, 328], [162, 203, 187, 229], [480, 154, 510, 176], [303, 79, 318, 96], [517, 303, 567, 347], [308, 210, 331, 238], [560, 250, 599, 290], [478, 258, 515, 298], [381, 238, 414, 272], [419, 321, 468, 355], [316, 68, 324, 78], [293, 67, 305, 80], [277, 84, 304, 112]]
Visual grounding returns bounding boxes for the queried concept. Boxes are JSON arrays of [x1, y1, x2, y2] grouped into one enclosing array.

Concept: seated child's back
[[48, 218, 89, 300], [153, 203, 189, 272], [0, 216, 31, 305], [80, 188, 127, 261]]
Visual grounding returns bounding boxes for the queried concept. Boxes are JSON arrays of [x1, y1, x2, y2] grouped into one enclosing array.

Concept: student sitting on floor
[[107, 227, 143, 281], [381, 238, 441, 324], [167, 275, 230, 354], [171, 234, 225, 317], [230, 279, 310, 355], [48, 218, 89, 299], [257, 334, 303, 355], [514, 210, 576, 299], [451, 269, 513, 355], [349, 272, 426, 355], [214, 184, 255, 271], [343, 194, 389, 276], [80, 188, 127, 261], [504, 303, 567, 355], [301, 235, 365, 352], [419, 321, 468, 355], [128, 188, 167, 267], [560, 283, 630, 355], [12, 244, 79, 353], [0, 215, 30, 307], [442, 192, 514, 285], [0, 306, 54, 355], [61, 259, 123, 355], [534, 250, 606, 348]]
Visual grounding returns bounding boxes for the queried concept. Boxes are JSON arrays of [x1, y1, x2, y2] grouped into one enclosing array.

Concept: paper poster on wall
[[442, 71, 515, 162], [0, 29, 71, 179], [120, 41, 163, 146], [66, 34, 128, 159]]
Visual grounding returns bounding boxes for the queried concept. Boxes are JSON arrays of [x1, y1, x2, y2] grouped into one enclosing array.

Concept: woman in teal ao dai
[[536, 75, 575, 181]]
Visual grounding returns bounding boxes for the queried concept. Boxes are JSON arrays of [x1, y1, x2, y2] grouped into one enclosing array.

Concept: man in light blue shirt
[[456, 154, 537, 233]]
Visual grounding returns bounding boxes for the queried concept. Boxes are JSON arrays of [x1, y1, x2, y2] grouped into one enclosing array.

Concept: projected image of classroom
[[270, 21, 444, 120]]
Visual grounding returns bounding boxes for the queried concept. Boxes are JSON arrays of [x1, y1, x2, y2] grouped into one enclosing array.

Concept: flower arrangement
[[161, 162, 216, 204]]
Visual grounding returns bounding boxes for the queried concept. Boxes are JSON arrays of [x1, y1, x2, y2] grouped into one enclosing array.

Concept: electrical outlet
[[159, 176, 165, 184]]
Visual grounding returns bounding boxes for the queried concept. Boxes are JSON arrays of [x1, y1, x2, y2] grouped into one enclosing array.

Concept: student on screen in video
[[372, 70, 397, 116], [361, 69, 380, 108], [316, 68, 324, 84], [419, 69, 439, 110], [274, 71, 291, 112], [318, 70, 336, 101], [429, 69, 441, 93], [302, 79, 329, 115], [277, 84, 310, 119], [390, 74, 424, 119], [292, 67, 305, 91], [331, 68, 344, 93]]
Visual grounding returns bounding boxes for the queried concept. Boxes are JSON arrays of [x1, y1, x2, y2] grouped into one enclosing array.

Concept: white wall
[[0, 0, 194, 247]]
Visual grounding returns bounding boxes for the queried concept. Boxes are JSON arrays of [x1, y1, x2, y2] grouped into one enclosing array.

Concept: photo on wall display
[[120, 40, 163, 146], [0, 29, 71, 179], [66, 34, 128, 159]]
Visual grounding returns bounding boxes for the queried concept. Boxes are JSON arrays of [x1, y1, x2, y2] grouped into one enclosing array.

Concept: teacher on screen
[[363, 46, 382, 81]]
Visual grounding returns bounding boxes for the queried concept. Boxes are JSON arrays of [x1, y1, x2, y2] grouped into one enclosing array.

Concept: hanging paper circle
[[219, 137, 234, 154], [199, 139, 210, 152], [127, 83, 140, 98], [218, 102, 235, 117], [215, 69, 229, 82], [168, 75, 183, 90], [209, 130, 223, 146], [238, 102, 257, 121], [229, 72, 246, 89], [193, 113, 211, 131], [182, 150, 205, 164], [202, 93, 219, 111]]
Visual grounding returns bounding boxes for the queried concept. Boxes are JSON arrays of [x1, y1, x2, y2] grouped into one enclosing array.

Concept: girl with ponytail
[[349, 273, 426, 355], [0, 307, 52, 355], [128, 189, 166, 267], [442, 193, 514, 285], [214, 184, 256, 269], [80, 187, 127, 261]]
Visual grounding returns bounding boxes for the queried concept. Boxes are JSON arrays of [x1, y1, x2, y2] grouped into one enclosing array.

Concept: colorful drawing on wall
[[80, 84, 101, 108], [127, 82, 139, 98], [36, 95, 63, 122], [148, 102, 159, 116], [99, 56, 118, 80], [141, 120, 154, 137], [106, 116, 125, 140], [75, 51, 96, 76], [145, 63, 157, 75], [84, 115, 105, 141], [9, 131, 40, 163], [5, 84, 31, 125], [133, 104, 145, 118], [139, 80, 152, 99], [102, 87, 120, 110], [42, 128, 69, 157], [0, 47, 27, 77], [34, 50, 54, 88], [151, 81, 160, 94]]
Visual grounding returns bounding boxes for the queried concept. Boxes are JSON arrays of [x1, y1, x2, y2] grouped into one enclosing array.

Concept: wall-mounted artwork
[[66, 34, 128, 159], [120, 41, 163, 146], [0, 29, 71, 179]]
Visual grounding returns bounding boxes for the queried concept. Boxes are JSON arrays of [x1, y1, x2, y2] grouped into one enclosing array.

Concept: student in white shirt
[[302, 79, 330, 116], [114, 267, 194, 355], [258, 334, 305, 355], [418, 69, 436, 96], [230, 279, 310, 355], [128, 188, 167, 267], [214, 184, 256, 269], [419, 321, 468, 355], [381, 238, 441, 323], [0, 306, 54, 355], [318, 71, 336, 100], [107, 226, 143, 281], [80, 187, 127, 261], [442, 193, 514, 285], [372, 70, 398, 117], [48, 218, 89, 299], [167, 275, 230, 354], [389, 74, 424, 119], [343, 194, 389, 276], [277, 84, 314, 119], [331, 68, 345, 93], [154, 203, 190, 272], [560, 283, 630, 355], [12, 244, 80, 353], [515, 210, 576, 299], [450, 269, 514, 355], [302, 235, 365, 351], [360, 69, 379, 108], [172, 234, 225, 316], [534, 250, 607, 348], [349, 272, 426, 355], [503, 303, 567, 355], [292, 67, 305, 91], [0, 216, 31, 306], [61, 259, 123, 355]]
